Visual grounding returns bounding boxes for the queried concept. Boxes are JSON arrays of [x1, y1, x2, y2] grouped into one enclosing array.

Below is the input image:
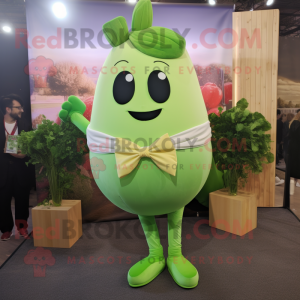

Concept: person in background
[[288, 110, 300, 194], [276, 109, 283, 165], [275, 112, 287, 186], [280, 114, 287, 158], [275, 114, 289, 186], [282, 113, 294, 163], [0, 94, 32, 241], [281, 114, 287, 123]]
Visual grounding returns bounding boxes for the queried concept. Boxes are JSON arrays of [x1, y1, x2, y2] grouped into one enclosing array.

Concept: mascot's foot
[[167, 256, 199, 289], [128, 255, 166, 287]]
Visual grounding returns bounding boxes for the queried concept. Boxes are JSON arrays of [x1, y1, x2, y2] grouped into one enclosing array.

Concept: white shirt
[[86, 121, 212, 153], [4, 121, 18, 137]]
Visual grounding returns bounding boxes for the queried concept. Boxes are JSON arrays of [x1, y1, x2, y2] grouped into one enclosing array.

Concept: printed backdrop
[[277, 37, 300, 112], [25, 0, 233, 221]]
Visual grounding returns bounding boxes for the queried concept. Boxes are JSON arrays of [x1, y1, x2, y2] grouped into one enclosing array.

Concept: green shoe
[[167, 255, 199, 288], [128, 255, 166, 287]]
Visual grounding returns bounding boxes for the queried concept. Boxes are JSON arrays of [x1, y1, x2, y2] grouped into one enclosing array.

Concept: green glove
[[59, 95, 90, 134]]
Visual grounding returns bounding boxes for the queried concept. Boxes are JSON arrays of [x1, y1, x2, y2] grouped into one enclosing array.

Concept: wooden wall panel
[[232, 10, 279, 207]]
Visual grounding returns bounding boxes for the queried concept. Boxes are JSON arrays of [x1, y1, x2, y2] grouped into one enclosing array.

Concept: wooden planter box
[[209, 189, 257, 236], [32, 200, 82, 248]]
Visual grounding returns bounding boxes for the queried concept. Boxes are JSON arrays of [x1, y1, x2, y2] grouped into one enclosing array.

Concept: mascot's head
[[90, 0, 207, 144]]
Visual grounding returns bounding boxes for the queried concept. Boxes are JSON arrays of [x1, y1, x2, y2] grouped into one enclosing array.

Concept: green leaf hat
[[102, 0, 186, 59]]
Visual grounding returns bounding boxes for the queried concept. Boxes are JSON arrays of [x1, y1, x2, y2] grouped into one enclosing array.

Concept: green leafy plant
[[209, 98, 274, 195], [19, 116, 88, 206]]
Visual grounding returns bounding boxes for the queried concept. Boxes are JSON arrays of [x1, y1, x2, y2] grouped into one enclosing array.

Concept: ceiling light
[[52, 2, 67, 19], [2, 26, 12, 33], [209, 0, 216, 4], [266, 0, 274, 5]]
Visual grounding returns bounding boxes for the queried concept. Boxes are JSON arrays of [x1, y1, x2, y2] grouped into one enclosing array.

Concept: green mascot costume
[[59, 0, 223, 288]]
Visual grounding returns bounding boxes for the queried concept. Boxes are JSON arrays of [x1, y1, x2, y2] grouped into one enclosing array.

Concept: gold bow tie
[[115, 133, 177, 178]]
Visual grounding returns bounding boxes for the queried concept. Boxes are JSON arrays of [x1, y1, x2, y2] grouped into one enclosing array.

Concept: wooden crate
[[209, 189, 257, 236], [32, 200, 82, 248]]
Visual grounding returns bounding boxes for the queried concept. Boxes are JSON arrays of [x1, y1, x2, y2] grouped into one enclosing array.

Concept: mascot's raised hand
[[59, 96, 90, 134]]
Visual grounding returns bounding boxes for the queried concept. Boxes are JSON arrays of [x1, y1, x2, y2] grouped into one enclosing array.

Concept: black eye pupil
[[113, 71, 135, 105], [148, 70, 170, 103]]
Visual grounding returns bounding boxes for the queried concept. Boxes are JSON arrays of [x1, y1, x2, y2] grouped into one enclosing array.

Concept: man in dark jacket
[[276, 109, 283, 165], [0, 94, 32, 241]]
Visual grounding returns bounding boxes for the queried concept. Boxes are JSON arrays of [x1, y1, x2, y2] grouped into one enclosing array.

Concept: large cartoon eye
[[43, 67, 47, 70], [35, 67, 38, 70], [148, 70, 170, 103], [113, 71, 135, 105]]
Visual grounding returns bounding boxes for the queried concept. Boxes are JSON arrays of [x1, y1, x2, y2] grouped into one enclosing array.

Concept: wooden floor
[[0, 189, 36, 267]]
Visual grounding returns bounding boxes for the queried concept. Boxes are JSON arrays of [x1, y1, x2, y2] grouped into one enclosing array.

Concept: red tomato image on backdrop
[[201, 82, 222, 109], [196, 64, 233, 116]]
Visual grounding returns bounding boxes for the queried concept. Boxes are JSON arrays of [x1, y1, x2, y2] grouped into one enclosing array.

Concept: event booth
[[0, 0, 299, 299]]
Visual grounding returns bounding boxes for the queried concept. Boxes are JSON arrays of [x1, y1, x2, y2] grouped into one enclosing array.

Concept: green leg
[[127, 215, 166, 287], [167, 207, 199, 288]]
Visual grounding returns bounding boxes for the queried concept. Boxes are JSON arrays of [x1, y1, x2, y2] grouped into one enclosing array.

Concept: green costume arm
[[195, 156, 224, 207], [58, 95, 90, 135]]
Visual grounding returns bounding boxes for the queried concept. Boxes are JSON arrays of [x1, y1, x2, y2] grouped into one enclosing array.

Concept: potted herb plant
[[209, 98, 274, 195], [18, 116, 87, 206]]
